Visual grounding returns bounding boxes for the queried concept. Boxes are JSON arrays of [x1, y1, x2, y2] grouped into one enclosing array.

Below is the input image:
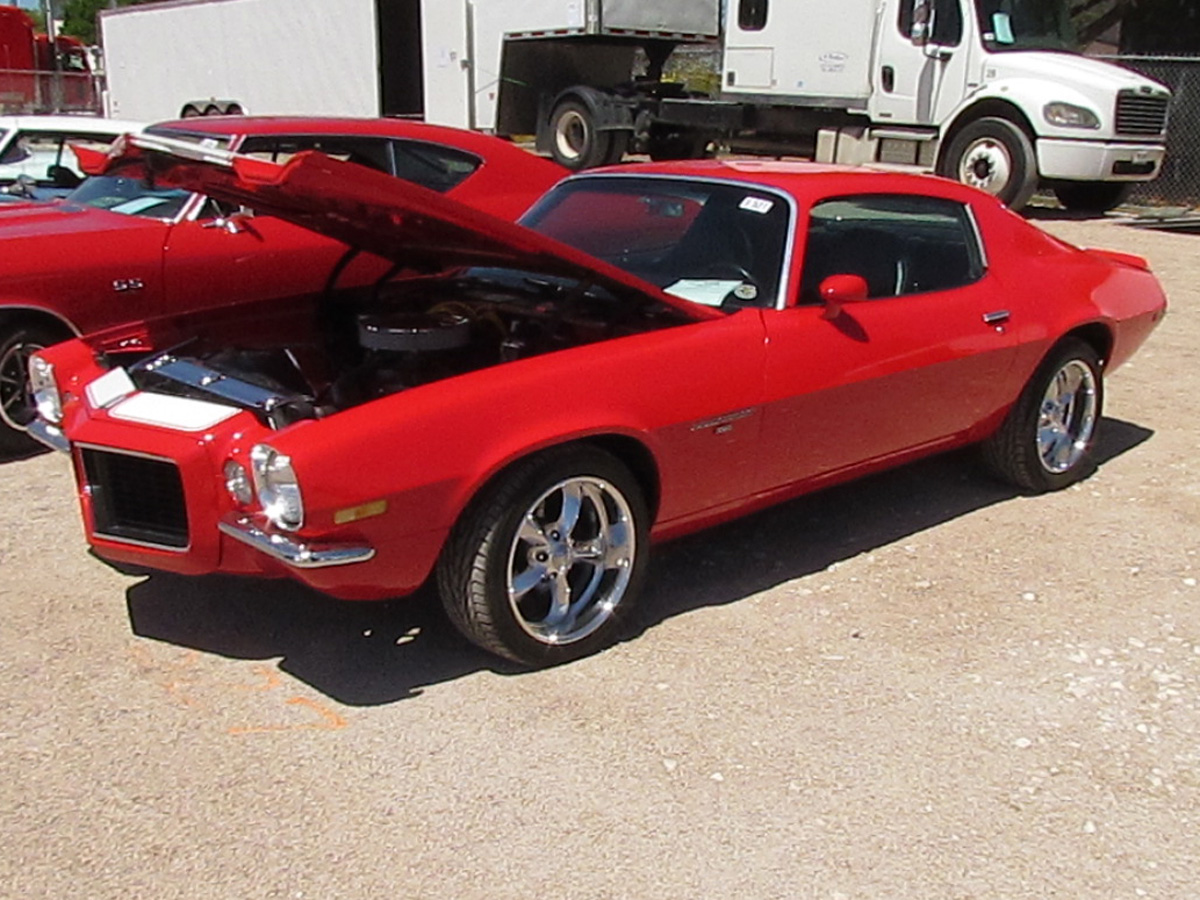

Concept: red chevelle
[[0, 116, 565, 451], [30, 139, 1166, 665]]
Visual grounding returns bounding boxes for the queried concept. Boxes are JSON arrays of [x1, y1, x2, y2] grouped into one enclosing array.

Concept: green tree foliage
[[59, 0, 157, 44]]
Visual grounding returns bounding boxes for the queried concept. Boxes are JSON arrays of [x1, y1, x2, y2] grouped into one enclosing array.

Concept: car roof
[[149, 116, 533, 156], [0, 114, 145, 133], [582, 157, 995, 207]]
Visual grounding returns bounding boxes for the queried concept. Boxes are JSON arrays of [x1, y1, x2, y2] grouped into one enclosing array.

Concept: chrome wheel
[[0, 337, 43, 432], [958, 137, 1012, 196], [1037, 359, 1098, 474], [553, 108, 589, 165], [506, 476, 636, 646]]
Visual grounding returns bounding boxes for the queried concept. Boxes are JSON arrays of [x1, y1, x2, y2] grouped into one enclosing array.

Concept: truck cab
[[724, 0, 1169, 210]]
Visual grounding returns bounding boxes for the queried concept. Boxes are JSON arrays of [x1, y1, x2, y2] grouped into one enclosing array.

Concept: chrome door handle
[[982, 310, 1010, 325]]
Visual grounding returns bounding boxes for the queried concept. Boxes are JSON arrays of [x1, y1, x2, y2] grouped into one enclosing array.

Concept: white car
[[0, 115, 144, 199]]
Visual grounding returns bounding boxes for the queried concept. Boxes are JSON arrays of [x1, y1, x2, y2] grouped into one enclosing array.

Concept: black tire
[[981, 338, 1104, 493], [0, 322, 68, 454], [203, 105, 221, 116], [547, 99, 616, 170], [180, 104, 202, 118], [437, 446, 650, 667], [1053, 181, 1131, 214], [940, 117, 1039, 211]]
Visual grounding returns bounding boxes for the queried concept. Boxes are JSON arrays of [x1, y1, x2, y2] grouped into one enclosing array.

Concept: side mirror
[[819, 273, 868, 320]]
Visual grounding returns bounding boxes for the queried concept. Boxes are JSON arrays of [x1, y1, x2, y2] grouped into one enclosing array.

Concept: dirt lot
[[1, 212, 1197, 899]]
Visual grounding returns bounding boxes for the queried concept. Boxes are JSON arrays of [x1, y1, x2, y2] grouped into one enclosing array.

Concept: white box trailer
[[100, 0, 423, 122]]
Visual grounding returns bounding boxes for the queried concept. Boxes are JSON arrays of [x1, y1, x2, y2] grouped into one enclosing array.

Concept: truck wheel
[[0, 322, 65, 454], [981, 338, 1103, 493], [548, 99, 615, 170], [437, 446, 649, 667], [940, 117, 1038, 211], [1053, 181, 1131, 214]]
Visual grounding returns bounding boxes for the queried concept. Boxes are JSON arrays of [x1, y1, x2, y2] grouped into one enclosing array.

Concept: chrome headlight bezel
[[1043, 102, 1100, 130], [28, 354, 62, 425], [249, 444, 304, 531]]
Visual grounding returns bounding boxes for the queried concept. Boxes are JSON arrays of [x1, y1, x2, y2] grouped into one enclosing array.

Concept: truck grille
[[81, 447, 189, 549], [1115, 91, 1169, 137]]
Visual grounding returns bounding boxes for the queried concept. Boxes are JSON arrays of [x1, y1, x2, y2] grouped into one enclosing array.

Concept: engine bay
[[124, 268, 688, 428]]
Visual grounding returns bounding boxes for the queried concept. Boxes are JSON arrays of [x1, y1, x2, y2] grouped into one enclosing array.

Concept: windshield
[[974, 0, 1079, 52], [521, 176, 791, 310], [65, 160, 192, 219]]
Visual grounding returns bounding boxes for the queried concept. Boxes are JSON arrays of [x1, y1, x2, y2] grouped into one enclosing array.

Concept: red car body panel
[[39, 154, 1167, 601], [0, 117, 565, 338]]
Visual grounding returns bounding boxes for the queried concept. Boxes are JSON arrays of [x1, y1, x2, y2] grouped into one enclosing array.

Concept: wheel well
[[472, 435, 662, 525], [0, 308, 76, 345], [580, 434, 661, 520], [1062, 323, 1114, 367], [940, 100, 1037, 166]]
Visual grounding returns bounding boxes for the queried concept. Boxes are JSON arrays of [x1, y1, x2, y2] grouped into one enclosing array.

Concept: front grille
[[81, 448, 189, 549], [1115, 91, 1169, 136]]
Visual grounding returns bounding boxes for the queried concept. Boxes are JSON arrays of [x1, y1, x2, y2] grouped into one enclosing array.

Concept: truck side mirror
[[819, 274, 869, 320]]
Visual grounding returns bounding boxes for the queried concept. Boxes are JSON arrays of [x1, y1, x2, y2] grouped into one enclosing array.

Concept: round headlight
[[28, 354, 62, 425], [223, 459, 254, 506], [1044, 102, 1100, 129], [250, 444, 304, 531]]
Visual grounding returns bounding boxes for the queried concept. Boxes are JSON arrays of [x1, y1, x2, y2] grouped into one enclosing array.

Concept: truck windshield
[[65, 162, 192, 220], [974, 0, 1079, 52]]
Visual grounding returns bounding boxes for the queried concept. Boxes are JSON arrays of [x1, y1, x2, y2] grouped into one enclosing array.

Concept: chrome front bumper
[[28, 419, 70, 453], [219, 516, 376, 569]]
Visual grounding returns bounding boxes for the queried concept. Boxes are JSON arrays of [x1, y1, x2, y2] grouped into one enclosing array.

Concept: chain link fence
[[1106, 54, 1200, 207]]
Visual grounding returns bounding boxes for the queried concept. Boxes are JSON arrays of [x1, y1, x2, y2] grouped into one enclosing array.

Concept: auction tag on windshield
[[739, 196, 774, 214]]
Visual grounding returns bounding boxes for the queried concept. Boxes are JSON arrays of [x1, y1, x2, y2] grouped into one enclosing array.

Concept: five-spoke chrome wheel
[[982, 338, 1104, 493], [506, 476, 636, 646], [438, 446, 648, 667], [1037, 359, 1098, 474]]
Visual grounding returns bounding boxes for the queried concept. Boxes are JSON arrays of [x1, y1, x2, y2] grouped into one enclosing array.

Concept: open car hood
[[105, 134, 718, 322]]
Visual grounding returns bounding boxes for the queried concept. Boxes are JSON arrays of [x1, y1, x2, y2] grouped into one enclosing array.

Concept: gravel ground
[[1, 211, 1196, 899]]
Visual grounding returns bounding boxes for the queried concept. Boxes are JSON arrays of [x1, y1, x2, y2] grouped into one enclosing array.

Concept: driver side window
[[799, 194, 984, 304]]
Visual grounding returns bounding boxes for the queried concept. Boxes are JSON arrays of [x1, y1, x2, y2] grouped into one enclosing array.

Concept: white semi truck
[[100, 0, 1170, 212]]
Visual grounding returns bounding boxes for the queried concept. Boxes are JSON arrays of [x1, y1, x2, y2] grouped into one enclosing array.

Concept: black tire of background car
[[0, 322, 67, 455], [548, 99, 623, 170], [981, 338, 1104, 493], [940, 117, 1039, 212], [1052, 181, 1132, 214], [436, 445, 650, 667]]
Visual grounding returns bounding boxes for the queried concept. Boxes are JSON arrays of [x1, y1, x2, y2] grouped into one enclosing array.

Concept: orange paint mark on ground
[[227, 696, 348, 735]]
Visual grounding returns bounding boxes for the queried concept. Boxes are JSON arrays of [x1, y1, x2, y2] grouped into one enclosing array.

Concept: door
[[871, 0, 976, 125], [757, 192, 1018, 491]]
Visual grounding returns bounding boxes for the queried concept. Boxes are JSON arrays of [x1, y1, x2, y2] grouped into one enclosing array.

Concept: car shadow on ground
[[124, 417, 1152, 706]]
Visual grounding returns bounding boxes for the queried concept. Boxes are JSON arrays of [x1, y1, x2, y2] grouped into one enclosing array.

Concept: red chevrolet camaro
[[0, 116, 565, 452], [30, 138, 1166, 666]]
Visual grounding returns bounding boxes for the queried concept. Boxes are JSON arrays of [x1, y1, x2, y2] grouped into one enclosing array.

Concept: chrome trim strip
[[219, 516, 376, 569], [28, 419, 70, 453]]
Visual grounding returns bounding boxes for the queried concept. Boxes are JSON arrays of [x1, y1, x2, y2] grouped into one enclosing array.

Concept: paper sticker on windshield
[[992, 13, 1014, 43], [739, 196, 774, 214], [665, 279, 742, 307]]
